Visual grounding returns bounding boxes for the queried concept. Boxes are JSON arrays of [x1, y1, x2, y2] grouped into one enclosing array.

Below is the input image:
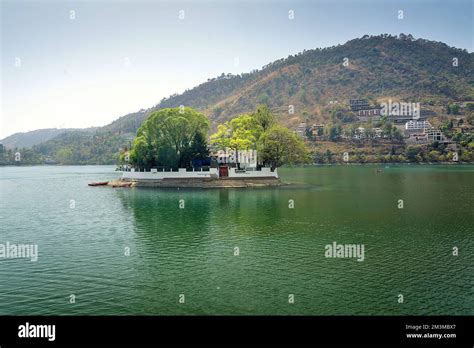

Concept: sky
[[1, 0, 473, 139]]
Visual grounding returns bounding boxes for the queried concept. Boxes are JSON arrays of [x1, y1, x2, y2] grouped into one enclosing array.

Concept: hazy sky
[[1, 0, 472, 139]]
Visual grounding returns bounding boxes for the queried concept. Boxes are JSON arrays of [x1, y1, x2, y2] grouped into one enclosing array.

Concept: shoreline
[[108, 177, 284, 189], [1, 161, 474, 168]]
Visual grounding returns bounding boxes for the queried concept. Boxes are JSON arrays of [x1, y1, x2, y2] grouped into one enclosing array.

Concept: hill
[[157, 34, 473, 128], [0, 128, 78, 149], [2, 34, 473, 164]]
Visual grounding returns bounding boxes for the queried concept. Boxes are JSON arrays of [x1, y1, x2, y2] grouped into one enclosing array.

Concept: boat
[[88, 181, 109, 186]]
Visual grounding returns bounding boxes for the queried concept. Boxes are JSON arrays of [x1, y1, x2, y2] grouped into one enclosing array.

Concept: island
[[108, 105, 308, 188]]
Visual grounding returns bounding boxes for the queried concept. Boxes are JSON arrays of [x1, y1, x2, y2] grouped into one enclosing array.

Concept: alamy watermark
[[0, 242, 38, 262], [381, 99, 420, 119], [325, 241, 365, 262], [216, 149, 257, 165]]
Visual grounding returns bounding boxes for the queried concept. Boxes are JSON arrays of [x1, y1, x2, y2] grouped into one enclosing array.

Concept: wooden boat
[[88, 181, 109, 186]]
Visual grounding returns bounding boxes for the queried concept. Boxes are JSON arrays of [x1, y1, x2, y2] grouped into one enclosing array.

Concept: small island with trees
[[111, 105, 309, 188]]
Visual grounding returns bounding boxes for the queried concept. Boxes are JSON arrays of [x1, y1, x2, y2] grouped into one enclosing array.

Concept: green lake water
[[0, 165, 472, 315]]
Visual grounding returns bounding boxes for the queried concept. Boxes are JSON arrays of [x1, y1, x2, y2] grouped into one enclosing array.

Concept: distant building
[[350, 99, 382, 121], [358, 108, 381, 117], [311, 124, 324, 137], [353, 127, 366, 139], [350, 99, 369, 112], [405, 120, 431, 131], [357, 108, 382, 121], [406, 133, 429, 144], [295, 122, 307, 138], [373, 128, 383, 138], [392, 115, 420, 123], [426, 129, 443, 142]]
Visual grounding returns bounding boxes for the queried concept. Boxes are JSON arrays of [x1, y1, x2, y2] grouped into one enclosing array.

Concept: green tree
[[130, 136, 154, 169], [182, 131, 210, 167], [326, 124, 341, 141], [56, 148, 73, 164], [325, 149, 334, 163], [131, 107, 210, 169], [211, 113, 263, 168], [405, 146, 419, 162], [229, 114, 262, 151], [252, 104, 276, 132], [258, 125, 309, 170], [428, 150, 440, 162]]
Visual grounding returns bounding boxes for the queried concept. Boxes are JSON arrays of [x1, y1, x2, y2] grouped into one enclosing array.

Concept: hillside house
[[404, 120, 432, 137], [295, 122, 308, 138], [350, 99, 369, 112], [406, 133, 429, 144], [353, 127, 366, 139], [405, 120, 431, 131], [426, 129, 444, 142], [373, 128, 383, 138], [311, 124, 325, 137]]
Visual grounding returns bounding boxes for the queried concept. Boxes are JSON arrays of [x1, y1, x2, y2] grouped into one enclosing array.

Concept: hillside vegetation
[[2, 34, 473, 165]]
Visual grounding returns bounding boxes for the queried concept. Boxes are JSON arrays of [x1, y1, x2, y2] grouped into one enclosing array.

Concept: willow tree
[[258, 125, 310, 170], [252, 104, 276, 132], [130, 107, 210, 169], [210, 114, 263, 168]]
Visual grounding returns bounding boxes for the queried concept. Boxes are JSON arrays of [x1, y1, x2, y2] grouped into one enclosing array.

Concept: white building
[[358, 108, 381, 117], [353, 127, 366, 139], [373, 128, 383, 138], [405, 120, 431, 131], [426, 129, 443, 142], [295, 122, 307, 138], [122, 167, 278, 180], [406, 133, 428, 144]]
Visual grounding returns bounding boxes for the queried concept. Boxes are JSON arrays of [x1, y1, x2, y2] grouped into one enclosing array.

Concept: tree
[[325, 149, 334, 163], [130, 107, 210, 169], [252, 104, 276, 132], [258, 125, 310, 170], [467, 114, 474, 126], [391, 127, 403, 142], [56, 148, 73, 164], [211, 113, 263, 168], [183, 131, 209, 167], [326, 123, 341, 141], [229, 114, 262, 151], [405, 146, 419, 162], [428, 150, 440, 162], [210, 124, 231, 150], [130, 136, 154, 169], [447, 104, 460, 115]]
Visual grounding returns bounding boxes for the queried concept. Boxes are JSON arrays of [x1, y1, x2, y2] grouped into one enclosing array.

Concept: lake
[[0, 165, 472, 315]]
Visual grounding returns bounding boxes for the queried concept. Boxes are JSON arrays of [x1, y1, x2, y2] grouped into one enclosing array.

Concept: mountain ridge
[[2, 34, 473, 164]]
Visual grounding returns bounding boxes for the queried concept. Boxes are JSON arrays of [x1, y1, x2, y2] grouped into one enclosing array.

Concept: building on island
[[122, 149, 278, 181]]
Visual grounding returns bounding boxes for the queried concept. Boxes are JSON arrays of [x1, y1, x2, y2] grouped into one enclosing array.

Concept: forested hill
[[0, 128, 77, 149], [2, 34, 473, 164], [156, 34, 473, 126]]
